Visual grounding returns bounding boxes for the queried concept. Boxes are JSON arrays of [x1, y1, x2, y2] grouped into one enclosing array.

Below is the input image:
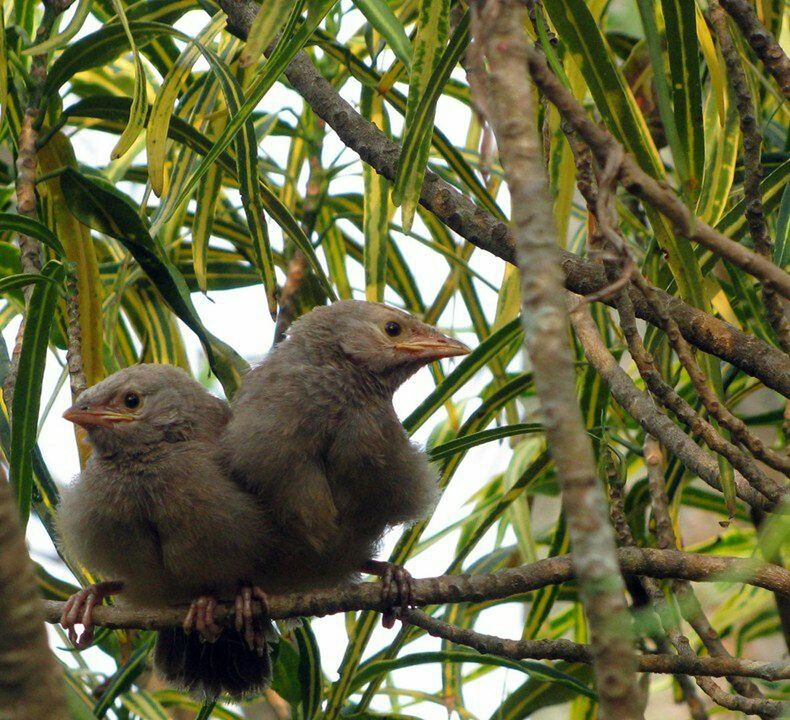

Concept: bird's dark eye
[[123, 392, 141, 409], [385, 321, 401, 337]]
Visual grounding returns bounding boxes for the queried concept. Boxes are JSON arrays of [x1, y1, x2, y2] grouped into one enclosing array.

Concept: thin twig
[[718, 0, 790, 99], [710, 1, 790, 353], [616, 278, 781, 506], [645, 439, 781, 718], [568, 300, 778, 513], [522, 45, 790, 299], [400, 609, 790, 682], [606, 445, 709, 720], [633, 273, 789, 481]]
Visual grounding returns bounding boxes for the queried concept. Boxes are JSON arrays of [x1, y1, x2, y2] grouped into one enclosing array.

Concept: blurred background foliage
[[0, 0, 787, 718]]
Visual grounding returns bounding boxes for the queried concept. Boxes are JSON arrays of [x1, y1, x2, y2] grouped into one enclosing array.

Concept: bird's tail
[[154, 626, 272, 699]]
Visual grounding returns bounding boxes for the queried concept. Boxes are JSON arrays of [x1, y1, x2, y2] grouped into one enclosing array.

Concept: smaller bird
[[57, 364, 273, 698], [225, 300, 470, 624]]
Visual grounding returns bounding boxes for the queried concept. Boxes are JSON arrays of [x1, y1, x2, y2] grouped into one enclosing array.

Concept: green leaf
[[350, 650, 596, 699], [295, 621, 323, 718], [362, 86, 391, 303], [43, 22, 170, 99], [59, 168, 247, 395], [120, 690, 171, 720], [0, 213, 65, 255], [107, 0, 148, 159], [490, 663, 595, 720], [94, 635, 156, 717], [775, 181, 790, 269], [428, 423, 544, 462], [391, 0, 450, 232], [192, 162, 224, 294], [239, 0, 300, 68], [0, 7, 7, 131], [146, 13, 225, 197], [352, 0, 412, 67], [9, 260, 64, 526], [660, 0, 704, 196], [0, 272, 60, 294], [22, 0, 93, 54], [170, 0, 338, 217]]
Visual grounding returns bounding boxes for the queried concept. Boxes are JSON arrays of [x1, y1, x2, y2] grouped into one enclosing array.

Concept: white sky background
[[9, 3, 683, 718]]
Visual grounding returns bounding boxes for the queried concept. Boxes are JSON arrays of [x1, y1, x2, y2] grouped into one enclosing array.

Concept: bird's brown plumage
[[225, 300, 469, 593], [57, 364, 273, 697]]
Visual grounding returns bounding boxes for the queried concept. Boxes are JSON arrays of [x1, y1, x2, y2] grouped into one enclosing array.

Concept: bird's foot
[[234, 585, 270, 656], [183, 596, 223, 643], [60, 580, 124, 650], [363, 559, 414, 629]]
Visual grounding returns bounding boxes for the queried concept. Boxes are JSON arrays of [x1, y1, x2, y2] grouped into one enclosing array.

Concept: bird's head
[[287, 300, 470, 390], [63, 364, 228, 457]]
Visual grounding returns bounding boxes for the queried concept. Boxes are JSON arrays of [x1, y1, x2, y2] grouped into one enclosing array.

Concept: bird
[[224, 300, 470, 624], [57, 364, 275, 698]]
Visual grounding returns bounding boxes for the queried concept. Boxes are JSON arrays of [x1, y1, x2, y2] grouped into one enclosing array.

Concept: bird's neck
[[278, 337, 398, 400]]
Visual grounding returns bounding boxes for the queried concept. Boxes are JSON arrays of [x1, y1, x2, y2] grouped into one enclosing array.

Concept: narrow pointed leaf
[[9, 260, 65, 526], [391, 0, 450, 232]]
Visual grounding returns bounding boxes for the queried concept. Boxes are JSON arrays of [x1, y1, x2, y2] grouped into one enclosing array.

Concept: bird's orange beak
[[394, 332, 471, 362], [63, 405, 135, 429]]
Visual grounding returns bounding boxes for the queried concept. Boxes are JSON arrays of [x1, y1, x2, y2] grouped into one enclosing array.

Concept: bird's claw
[[183, 596, 222, 643], [60, 580, 123, 650], [364, 560, 414, 629], [234, 585, 270, 656]]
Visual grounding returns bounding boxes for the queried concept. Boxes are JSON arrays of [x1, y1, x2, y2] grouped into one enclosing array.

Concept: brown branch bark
[[0, 472, 66, 718], [569, 300, 779, 513], [710, 1, 790, 354], [521, 47, 790, 300], [42, 550, 790, 628], [645, 439, 779, 718], [210, 0, 790, 398], [400, 608, 789, 682], [4, 1, 81, 411], [477, 1, 641, 715], [718, 0, 790, 99]]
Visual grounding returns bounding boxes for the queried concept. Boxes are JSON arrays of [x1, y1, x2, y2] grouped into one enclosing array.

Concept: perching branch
[[211, 0, 790, 398], [42, 549, 789, 630]]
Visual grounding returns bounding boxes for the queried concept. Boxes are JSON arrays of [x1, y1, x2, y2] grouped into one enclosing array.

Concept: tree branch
[[568, 300, 780, 513], [477, 1, 640, 715], [718, 0, 790, 99], [400, 608, 790, 682], [0, 470, 66, 718], [710, 1, 790, 355], [522, 45, 790, 300], [42, 549, 789, 629], [211, 0, 790, 398]]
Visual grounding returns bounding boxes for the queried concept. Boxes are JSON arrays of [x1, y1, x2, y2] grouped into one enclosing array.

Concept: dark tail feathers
[[154, 626, 272, 699]]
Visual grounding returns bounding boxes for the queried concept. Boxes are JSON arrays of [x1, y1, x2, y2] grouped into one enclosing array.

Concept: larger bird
[[57, 364, 273, 698], [225, 300, 469, 621]]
